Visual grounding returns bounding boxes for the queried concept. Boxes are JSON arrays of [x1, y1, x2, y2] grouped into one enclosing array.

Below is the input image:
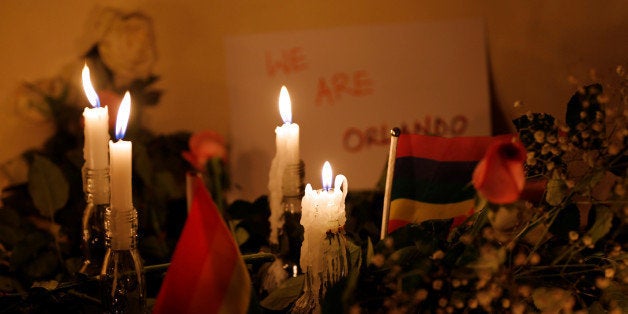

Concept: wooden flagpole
[[380, 127, 401, 240]]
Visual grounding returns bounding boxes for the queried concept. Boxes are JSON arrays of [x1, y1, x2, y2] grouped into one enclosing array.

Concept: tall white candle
[[109, 91, 133, 250], [276, 85, 299, 164], [82, 64, 109, 169], [268, 86, 300, 244]]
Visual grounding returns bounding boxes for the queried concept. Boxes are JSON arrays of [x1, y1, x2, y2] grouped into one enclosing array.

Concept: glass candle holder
[[279, 160, 305, 271], [100, 205, 145, 313], [80, 167, 110, 275]]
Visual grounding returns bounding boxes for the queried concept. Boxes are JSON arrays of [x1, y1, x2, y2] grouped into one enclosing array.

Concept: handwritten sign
[[225, 19, 491, 201]]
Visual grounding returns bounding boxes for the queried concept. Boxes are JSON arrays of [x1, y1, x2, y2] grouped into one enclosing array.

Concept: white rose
[[98, 12, 157, 88]]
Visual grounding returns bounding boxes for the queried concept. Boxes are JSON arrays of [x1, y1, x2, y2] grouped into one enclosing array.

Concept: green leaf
[[27, 155, 69, 217], [10, 232, 49, 270], [260, 275, 304, 311], [366, 237, 374, 265], [545, 178, 566, 206], [346, 239, 362, 271], [586, 205, 613, 244], [342, 239, 363, 306], [0, 275, 24, 293], [0, 207, 24, 247], [23, 250, 58, 279]]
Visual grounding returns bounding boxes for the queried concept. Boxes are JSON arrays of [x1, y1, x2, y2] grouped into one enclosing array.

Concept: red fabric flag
[[388, 134, 514, 233], [153, 176, 251, 314]]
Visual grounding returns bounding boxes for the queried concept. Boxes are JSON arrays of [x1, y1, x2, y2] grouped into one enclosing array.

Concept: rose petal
[[472, 140, 527, 204]]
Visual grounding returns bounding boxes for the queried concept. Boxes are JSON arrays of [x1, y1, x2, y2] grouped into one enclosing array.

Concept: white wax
[[276, 122, 300, 164], [268, 122, 300, 244], [109, 139, 133, 250], [299, 174, 348, 299], [83, 106, 109, 169], [299, 174, 348, 269]]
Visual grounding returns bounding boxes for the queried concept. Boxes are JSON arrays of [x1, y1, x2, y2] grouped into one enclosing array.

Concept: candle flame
[[81, 63, 100, 108], [322, 161, 332, 191], [279, 85, 292, 124], [115, 91, 131, 140]]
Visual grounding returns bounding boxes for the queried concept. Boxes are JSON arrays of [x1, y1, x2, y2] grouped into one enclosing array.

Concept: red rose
[[472, 139, 527, 204], [182, 130, 227, 171]]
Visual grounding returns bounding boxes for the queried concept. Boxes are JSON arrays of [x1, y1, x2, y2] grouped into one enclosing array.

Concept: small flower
[[582, 235, 593, 246], [432, 279, 443, 290], [453, 298, 464, 309], [438, 297, 448, 308], [546, 161, 555, 171], [514, 253, 526, 266], [414, 289, 428, 302], [468, 298, 478, 309], [534, 131, 545, 143], [501, 298, 511, 309], [477, 291, 493, 308], [182, 130, 227, 171], [603, 268, 616, 280], [595, 277, 610, 289], [569, 231, 579, 241], [371, 254, 385, 267], [451, 279, 461, 288], [529, 253, 541, 265], [517, 285, 532, 298], [614, 183, 626, 196], [431, 250, 445, 260]]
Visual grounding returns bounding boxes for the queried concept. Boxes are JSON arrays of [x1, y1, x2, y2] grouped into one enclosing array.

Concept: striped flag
[[388, 134, 512, 233], [153, 175, 251, 314]]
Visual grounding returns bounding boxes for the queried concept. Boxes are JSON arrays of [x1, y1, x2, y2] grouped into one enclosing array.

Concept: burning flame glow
[[322, 161, 332, 191], [115, 91, 131, 140], [279, 85, 292, 124], [81, 63, 100, 108]]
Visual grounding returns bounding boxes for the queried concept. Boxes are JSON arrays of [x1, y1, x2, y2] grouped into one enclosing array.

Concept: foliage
[[0, 7, 626, 313], [0, 9, 194, 307], [245, 70, 628, 313]]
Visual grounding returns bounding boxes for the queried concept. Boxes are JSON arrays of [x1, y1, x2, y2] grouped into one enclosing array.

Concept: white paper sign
[[225, 18, 491, 201]]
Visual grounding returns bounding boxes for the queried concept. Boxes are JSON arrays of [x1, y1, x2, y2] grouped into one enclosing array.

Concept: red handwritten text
[[265, 46, 308, 77], [342, 115, 469, 153], [315, 70, 373, 106]]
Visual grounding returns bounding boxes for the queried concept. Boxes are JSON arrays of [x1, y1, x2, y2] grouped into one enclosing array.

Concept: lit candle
[[109, 91, 133, 250], [82, 63, 109, 170], [299, 161, 348, 301], [268, 86, 300, 244], [300, 161, 348, 268], [276, 86, 299, 164], [308, 161, 347, 229]]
